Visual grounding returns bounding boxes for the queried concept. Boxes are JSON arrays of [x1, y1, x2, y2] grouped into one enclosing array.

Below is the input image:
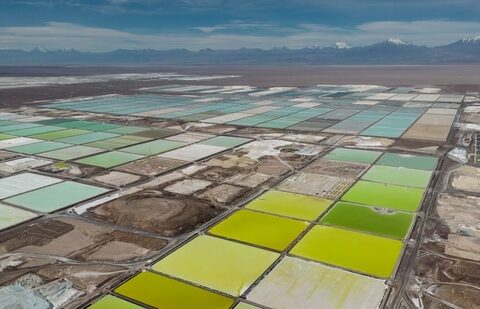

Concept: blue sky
[[1, 0, 480, 50]]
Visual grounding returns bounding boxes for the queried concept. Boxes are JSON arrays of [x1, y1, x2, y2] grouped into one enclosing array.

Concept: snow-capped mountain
[[385, 38, 409, 46], [31, 47, 49, 53], [442, 36, 480, 48], [1, 38, 480, 65], [433, 36, 480, 63], [374, 38, 413, 46], [334, 42, 351, 49], [459, 36, 480, 44]]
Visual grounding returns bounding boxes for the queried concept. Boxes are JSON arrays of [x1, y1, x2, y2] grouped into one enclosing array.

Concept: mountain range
[[1, 38, 480, 65]]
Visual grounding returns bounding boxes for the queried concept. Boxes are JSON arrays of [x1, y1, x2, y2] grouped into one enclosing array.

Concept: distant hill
[[1, 38, 480, 65]]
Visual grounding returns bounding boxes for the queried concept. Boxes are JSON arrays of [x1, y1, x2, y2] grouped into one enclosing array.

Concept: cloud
[[0, 20, 480, 51], [194, 21, 277, 33], [5, 0, 231, 14], [0, 22, 158, 51]]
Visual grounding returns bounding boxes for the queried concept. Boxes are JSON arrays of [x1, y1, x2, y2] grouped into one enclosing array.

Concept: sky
[[1, 0, 480, 51]]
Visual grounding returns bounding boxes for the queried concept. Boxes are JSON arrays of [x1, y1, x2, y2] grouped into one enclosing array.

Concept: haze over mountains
[[1, 38, 480, 65]]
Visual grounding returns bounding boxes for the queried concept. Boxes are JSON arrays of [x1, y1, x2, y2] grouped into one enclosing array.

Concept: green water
[[81, 123, 122, 132], [5, 181, 109, 213], [246, 190, 332, 221], [76, 151, 144, 168], [362, 165, 432, 188], [105, 126, 147, 134], [0, 133, 13, 140], [290, 225, 403, 278], [57, 132, 119, 145], [377, 152, 438, 170], [0, 204, 37, 231], [200, 136, 251, 148], [121, 139, 186, 156], [40, 145, 103, 160], [323, 148, 382, 164], [8, 126, 64, 137], [320, 202, 415, 239], [115, 271, 233, 309], [30, 129, 91, 140], [55, 120, 99, 128], [341, 180, 425, 212], [7, 141, 71, 155], [88, 295, 141, 309], [209, 209, 308, 251], [85, 135, 150, 150], [152, 235, 279, 296]]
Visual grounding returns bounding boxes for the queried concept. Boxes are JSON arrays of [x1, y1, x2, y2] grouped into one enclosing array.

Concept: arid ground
[[1, 65, 480, 107]]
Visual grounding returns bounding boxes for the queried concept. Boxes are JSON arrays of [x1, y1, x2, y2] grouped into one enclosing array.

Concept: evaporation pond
[[290, 225, 403, 278], [200, 136, 251, 148], [152, 235, 279, 296], [89, 295, 142, 309], [5, 181, 109, 213], [40, 145, 103, 160], [121, 139, 186, 155], [0, 172, 62, 199], [341, 180, 425, 212], [0, 204, 37, 231], [75, 151, 144, 168], [209, 209, 308, 250], [245, 190, 332, 220], [362, 165, 433, 188], [247, 256, 386, 309], [115, 271, 234, 309], [320, 202, 415, 239], [56, 132, 119, 145], [323, 148, 382, 164], [6, 141, 71, 155], [30, 129, 91, 140], [86, 135, 150, 150], [377, 153, 438, 170]]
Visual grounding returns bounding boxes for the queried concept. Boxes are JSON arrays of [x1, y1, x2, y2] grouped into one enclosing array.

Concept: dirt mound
[[90, 191, 224, 236]]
